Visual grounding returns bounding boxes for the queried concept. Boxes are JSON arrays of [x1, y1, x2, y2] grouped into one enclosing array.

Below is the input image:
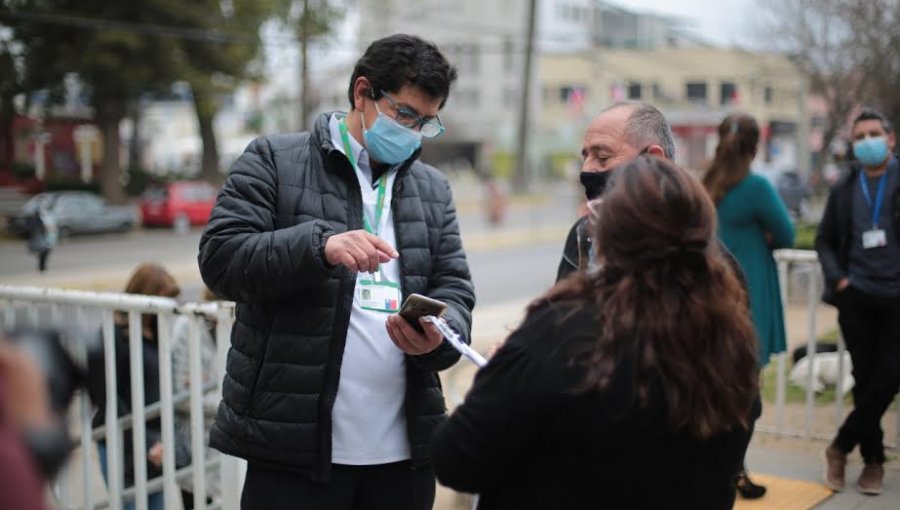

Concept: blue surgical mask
[[362, 101, 422, 165], [853, 136, 890, 167]]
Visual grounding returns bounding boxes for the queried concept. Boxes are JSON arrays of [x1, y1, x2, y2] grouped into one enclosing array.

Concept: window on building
[[686, 81, 707, 103], [720, 82, 737, 106], [764, 86, 774, 104], [627, 82, 642, 100]]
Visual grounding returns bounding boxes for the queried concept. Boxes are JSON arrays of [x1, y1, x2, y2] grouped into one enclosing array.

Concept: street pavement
[[3, 178, 897, 509]]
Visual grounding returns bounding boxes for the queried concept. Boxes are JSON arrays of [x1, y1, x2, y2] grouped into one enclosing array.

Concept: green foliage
[[44, 178, 102, 194], [123, 166, 153, 197], [794, 221, 818, 249], [11, 162, 36, 179]]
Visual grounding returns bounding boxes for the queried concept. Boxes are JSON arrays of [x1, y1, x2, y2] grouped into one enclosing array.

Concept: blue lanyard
[[859, 170, 888, 229]]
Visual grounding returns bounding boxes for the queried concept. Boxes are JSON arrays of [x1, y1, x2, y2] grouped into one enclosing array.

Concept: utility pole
[[298, 0, 311, 131], [513, 0, 538, 193]]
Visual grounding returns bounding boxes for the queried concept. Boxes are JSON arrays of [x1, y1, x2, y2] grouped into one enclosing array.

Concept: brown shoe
[[823, 445, 847, 491], [856, 463, 884, 495]]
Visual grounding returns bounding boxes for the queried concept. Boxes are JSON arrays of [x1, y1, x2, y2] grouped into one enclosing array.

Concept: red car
[[139, 181, 218, 228]]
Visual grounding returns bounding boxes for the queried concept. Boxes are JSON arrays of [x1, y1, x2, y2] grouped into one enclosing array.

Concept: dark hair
[[702, 113, 759, 204], [852, 107, 893, 133], [115, 263, 181, 339], [602, 101, 676, 159], [348, 34, 458, 109], [533, 156, 758, 439]]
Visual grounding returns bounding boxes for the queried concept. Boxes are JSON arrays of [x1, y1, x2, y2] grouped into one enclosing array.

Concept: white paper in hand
[[421, 315, 487, 368]]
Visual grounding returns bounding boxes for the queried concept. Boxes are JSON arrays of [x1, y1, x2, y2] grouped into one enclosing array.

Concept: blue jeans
[[97, 442, 164, 510]]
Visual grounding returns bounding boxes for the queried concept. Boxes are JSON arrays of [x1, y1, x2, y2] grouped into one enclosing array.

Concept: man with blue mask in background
[[818, 108, 900, 496], [199, 34, 475, 509]]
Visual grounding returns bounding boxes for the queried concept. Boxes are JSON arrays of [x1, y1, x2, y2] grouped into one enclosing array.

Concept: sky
[[608, 0, 756, 48]]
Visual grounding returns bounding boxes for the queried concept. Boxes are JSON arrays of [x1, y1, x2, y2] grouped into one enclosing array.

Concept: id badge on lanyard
[[358, 278, 401, 313], [340, 117, 403, 312], [860, 170, 888, 250]]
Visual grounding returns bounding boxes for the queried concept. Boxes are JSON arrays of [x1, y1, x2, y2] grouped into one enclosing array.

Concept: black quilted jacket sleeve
[[198, 136, 338, 302], [411, 177, 476, 372]]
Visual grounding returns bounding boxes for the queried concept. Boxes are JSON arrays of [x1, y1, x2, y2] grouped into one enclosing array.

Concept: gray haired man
[[554, 101, 768, 501], [556, 101, 676, 280]]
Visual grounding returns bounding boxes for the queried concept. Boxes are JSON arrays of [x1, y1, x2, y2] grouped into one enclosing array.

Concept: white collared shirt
[[328, 113, 410, 465]]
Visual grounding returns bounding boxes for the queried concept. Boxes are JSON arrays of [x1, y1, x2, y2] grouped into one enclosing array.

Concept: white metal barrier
[[0, 285, 246, 510], [763, 250, 900, 448]]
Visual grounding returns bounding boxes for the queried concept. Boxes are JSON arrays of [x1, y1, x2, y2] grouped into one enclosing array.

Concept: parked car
[[755, 168, 811, 219], [139, 181, 218, 229], [7, 192, 137, 238], [775, 170, 811, 218]]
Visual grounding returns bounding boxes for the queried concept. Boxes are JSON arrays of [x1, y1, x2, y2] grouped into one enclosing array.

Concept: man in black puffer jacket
[[198, 34, 475, 510]]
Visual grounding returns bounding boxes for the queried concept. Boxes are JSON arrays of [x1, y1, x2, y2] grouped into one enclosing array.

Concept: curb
[[0, 225, 572, 292]]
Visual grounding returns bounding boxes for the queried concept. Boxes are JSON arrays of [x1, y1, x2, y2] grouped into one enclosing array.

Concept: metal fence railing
[[0, 285, 246, 510], [763, 250, 899, 449]]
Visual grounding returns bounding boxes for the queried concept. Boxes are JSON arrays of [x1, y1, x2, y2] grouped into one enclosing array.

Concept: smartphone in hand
[[398, 293, 448, 333]]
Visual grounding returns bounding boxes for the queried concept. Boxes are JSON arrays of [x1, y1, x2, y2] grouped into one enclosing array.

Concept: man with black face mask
[[556, 102, 675, 280], [556, 102, 770, 501]]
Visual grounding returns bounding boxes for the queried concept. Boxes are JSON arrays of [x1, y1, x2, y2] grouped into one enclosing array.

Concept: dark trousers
[[833, 287, 900, 465], [241, 461, 436, 510]]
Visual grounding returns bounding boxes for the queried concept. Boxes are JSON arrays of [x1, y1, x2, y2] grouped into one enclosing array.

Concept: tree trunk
[[192, 87, 221, 183], [128, 101, 143, 171], [95, 98, 126, 204], [0, 106, 13, 171]]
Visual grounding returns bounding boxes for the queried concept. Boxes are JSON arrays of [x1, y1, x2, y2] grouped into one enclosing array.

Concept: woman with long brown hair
[[431, 156, 759, 509], [88, 263, 180, 510], [703, 113, 794, 499]]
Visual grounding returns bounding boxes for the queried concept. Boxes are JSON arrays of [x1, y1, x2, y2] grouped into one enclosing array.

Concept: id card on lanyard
[[339, 117, 402, 313], [860, 170, 888, 249]]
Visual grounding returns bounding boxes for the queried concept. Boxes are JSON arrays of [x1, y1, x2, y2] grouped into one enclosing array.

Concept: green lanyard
[[339, 118, 388, 236]]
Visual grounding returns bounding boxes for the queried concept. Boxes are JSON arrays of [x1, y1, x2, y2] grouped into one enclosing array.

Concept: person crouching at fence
[[430, 156, 760, 509], [87, 263, 181, 510], [169, 286, 221, 509]]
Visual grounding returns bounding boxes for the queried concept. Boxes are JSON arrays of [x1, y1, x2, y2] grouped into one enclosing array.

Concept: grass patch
[[794, 221, 817, 250]]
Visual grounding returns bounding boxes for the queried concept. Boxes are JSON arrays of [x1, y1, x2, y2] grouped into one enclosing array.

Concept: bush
[[11, 162, 36, 180], [44, 179, 101, 194], [123, 166, 154, 197]]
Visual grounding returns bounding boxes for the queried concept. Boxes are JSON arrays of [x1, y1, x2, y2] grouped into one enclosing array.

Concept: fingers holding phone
[[386, 315, 442, 355], [387, 294, 448, 355]]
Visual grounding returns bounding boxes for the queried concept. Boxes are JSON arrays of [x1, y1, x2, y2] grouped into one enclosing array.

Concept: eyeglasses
[[377, 90, 445, 139]]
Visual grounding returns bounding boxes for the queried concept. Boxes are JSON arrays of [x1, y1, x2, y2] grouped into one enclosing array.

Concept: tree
[[756, 0, 864, 178], [162, 0, 274, 182], [3, 1, 182, 201], [277, 0, 345, 130], [843, 0, 900, 130], [756, 0, 900, 174]]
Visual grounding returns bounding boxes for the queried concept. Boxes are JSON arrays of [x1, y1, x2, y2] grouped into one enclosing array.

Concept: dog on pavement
[[789, 347, 854, 397]]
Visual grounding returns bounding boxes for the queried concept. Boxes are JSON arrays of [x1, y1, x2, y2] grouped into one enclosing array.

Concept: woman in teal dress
[[703, 113, 795, 500]]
